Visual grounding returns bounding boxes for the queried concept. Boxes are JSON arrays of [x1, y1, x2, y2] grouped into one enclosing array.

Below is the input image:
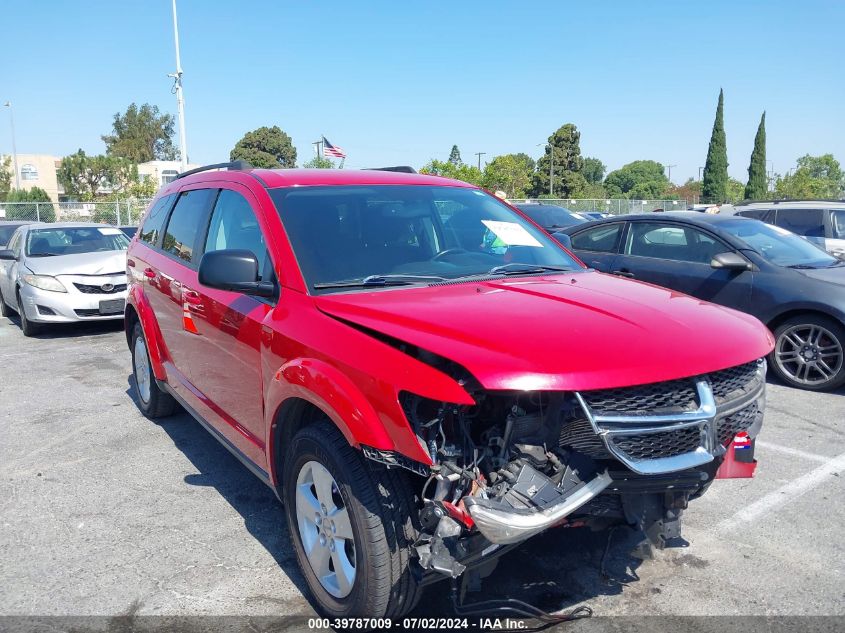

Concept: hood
[[314, 271, 774, 392], [24, 251, 127, 277], [795, 264, 845, 288]]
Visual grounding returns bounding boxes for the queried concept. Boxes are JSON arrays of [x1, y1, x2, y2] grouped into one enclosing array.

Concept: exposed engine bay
[[376, 357, 766, 584]]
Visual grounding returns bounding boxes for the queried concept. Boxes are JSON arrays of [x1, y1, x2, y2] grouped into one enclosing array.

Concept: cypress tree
[[448, 145, 462, 166], [744, 112, 767, 200], [702, 89, 729, 203]]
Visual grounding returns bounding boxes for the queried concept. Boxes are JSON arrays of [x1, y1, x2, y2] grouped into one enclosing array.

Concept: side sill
[[158, 379, 273, 489]]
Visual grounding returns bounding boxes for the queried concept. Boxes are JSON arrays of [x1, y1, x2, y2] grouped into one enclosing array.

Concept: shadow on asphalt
[[5, 313, 124, 339], [124, 376, 652, 618]]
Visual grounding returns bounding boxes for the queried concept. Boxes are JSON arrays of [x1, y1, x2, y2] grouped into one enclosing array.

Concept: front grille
[[610, 426, 702, 461], [73, 282, 127, 295], [718, 402, 759, 446], [710, 361, 760, 403], [559, 417, 611, 458], [580, 379, 698, 416], [74, 309, 100, 317]]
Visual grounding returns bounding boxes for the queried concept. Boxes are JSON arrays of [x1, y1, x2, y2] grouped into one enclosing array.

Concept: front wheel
[[16, 289, 41, 337], [131, 322, 177, 418], [283, 420, 421, 618], [771, 314, 845, 391]]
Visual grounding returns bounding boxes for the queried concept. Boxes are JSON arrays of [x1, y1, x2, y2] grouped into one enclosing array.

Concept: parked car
[[730, 200, 845, 259], [118, 225, 138, 239], [558, 212, 845, 390], [580, 211, 611, 220], [513, 203, 587, 232], [126, 164, 772, 618], [0, 221, 35, 248], [0, 222, 130, 336]]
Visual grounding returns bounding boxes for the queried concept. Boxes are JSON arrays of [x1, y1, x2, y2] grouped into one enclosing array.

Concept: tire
[[283, 420, 422, 619], [131, 322, 177, 418], [0, 287, 10, 318], [16, 289, 41, 337], [770, 314, 845, 391]]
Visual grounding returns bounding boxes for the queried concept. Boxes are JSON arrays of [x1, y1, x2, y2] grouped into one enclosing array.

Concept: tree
[[4, 187, 56, 222], [448, 145, 463, 166], [532, 123, 586, 197], [582, 157, 606, 184], [482, 154, 534, 198], [604, 160, 669, 199], [744, 112, 768, 200], [57, 150, 139, 201], [726, 177, 745, 202], [702, 89, 729, 203], [419, 159, 484, 186], [230, 126, 296, 168], [667, 178, 702, 205], [775, 154, 845, 199], [302, 156, 335, 169], [0, 155, 11, 201], [102, 103, 178, 163]]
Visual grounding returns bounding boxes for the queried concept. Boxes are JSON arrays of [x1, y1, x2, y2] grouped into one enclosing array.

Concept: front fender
[[127, 285, 168, 381]]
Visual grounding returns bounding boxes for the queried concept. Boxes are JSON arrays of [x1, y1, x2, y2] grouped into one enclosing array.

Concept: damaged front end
[[367, 359, 767, 584]]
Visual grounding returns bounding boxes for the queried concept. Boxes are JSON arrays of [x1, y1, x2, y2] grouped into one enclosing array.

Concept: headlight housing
[[22, 274, 67, 293]]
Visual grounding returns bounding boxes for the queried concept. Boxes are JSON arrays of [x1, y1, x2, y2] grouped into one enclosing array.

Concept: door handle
[[612, 270, 635, 278]]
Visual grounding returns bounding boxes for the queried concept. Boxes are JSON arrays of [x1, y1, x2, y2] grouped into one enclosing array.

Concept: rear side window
[[204, 190, 272, 280], [162, 189, 217, 264], [831, 210, 845, 239], [571, 223, 623, 253], [138, 194, 175, 246], [737, 208, 773, 222], [775, 208, 825, 238]]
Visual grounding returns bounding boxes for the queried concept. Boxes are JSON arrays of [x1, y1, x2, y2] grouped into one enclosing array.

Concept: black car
[[557, 212, 845, 391], [514, 204, 586, 232]]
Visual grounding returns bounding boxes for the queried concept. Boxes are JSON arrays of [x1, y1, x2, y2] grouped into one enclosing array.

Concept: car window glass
[[25, 227, 129, 256], [626, 222, 728, 264], [204, 190, 271, 281], [831, 210, 845, 239], [163, 189, 217, 263], [0, 225, 19, 246], [139, 194, 175, 246], [7, 230, 22, 255], [720, 218, 837, 267], [737, 209, 772, 221], [570, 223, 622, 253], [775, 208, 825, 238]]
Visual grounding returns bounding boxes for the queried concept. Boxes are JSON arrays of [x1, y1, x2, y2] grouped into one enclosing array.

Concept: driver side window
[[626, 222, 730, 264]]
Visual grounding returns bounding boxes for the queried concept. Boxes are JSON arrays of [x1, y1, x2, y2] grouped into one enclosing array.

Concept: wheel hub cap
[[133, 336, 152, 403], [294, 460, 356, 598]]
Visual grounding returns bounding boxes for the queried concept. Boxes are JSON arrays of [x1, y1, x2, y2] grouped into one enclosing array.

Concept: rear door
[[140, 188, 217, 396], [568, 222, 625, 272], [612, 220, 753, 311], [176, 186, 275, 467]]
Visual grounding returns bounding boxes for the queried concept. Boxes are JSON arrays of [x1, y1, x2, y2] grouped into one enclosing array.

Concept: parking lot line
[[715, 451, 845, 533], [755, 440, 831, 463]]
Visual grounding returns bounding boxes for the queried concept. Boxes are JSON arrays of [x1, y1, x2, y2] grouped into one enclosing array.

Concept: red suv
[[126, 163, 773, 618]]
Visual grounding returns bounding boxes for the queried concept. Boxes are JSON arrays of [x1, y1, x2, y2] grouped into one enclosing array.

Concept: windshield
[[515, 204, 584, 229], [270, 185, 583, 292], [719, 219, 839, 268], [25, 226, 130, 257]]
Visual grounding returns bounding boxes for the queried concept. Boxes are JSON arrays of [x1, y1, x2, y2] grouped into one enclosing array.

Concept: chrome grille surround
[[574, 359, 766, 475]]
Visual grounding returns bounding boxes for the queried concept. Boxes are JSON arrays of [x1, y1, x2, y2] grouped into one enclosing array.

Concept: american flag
[[322, 136, 346, 159]]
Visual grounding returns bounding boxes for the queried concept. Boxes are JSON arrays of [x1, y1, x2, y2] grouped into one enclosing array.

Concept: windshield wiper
[[29, 252, 62, 257], [313, 273, 448, 290], [486, 263, 574, 276]]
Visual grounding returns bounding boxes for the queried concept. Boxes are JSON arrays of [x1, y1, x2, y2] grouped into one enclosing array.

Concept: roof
[[177, 167, 475, 189], [562, 211, 755, 232], [736, 199, 845, 208], [25, 222, 118, 229]]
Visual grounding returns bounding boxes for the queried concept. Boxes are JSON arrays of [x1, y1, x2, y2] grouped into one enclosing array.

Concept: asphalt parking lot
[[1, 314, 844, 620]]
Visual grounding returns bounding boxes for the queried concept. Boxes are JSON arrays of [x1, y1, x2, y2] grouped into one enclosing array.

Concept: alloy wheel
[[294, 460, 356, 598], [133, 335, 152, 404], [775, 323, 844, 387]]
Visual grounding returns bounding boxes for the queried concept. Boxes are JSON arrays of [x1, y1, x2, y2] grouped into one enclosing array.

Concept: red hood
[[314, 272, 774, 392]]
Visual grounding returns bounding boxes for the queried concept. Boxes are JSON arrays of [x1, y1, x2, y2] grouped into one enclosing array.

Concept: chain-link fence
[[0, 199, 153, 226], [508, 198, 688, 215]]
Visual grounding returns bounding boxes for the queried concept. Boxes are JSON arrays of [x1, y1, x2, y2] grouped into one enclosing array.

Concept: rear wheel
[[771, 314, 845, 391], [283, 420, 421, 618], [16, 289, 40, 337], [131, 322, 177, 418]]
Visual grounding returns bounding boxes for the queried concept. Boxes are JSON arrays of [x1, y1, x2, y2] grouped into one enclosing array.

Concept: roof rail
[[365, 166, 417, 174], [175, 160, 253, 180], [735, 198, 845, 206]]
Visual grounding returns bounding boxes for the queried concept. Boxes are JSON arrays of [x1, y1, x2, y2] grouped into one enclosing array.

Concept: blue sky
[[2, 1, 843, 185]]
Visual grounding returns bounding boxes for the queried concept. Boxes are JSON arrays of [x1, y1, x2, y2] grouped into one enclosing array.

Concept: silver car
[[0, 222, 130, 336]]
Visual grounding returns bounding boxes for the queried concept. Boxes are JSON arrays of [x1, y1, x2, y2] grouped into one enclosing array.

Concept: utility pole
[[312, 140, 323, 160], [665, 164, 677, 183], [169, 0, 188, 171], [698, 166, 704, 181], [474, 152, 486, 170], [3, 101, 19, 189]]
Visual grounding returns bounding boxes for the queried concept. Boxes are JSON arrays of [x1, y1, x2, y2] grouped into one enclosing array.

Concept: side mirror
[[0, 249, 15, 261], [552, 232, 573, 250], [711, 251, 750, 271], [198, 249, 275, 297]]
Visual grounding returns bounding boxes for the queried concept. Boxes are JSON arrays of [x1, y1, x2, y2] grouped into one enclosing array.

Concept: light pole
[[169, 0, 189, 171], [3, 101, 19, 189], [698, 166, 703, 181], [474, 152, 486, 170], [665, 163, 677, 183]]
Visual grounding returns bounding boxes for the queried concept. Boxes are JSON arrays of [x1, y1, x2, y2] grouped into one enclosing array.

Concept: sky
[[1, 0, 843, 186]]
